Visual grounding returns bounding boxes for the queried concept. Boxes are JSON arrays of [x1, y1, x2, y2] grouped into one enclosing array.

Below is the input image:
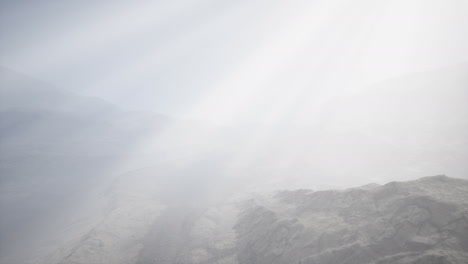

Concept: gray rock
[[186, 175, 468, 264]]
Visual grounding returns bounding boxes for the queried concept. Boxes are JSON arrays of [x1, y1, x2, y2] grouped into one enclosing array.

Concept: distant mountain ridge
[[0, 66, 118, 115], [0, 67, 170, 264]]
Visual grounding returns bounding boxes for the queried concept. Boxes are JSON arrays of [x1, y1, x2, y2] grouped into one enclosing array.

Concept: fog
[[2, 0, 468, 120], [0, 1, 467, 263]]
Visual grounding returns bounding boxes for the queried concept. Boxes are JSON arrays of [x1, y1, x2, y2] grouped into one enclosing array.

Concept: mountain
[[40, 175, 468, 264], [229, 175, 468, 264], [0, 66, 118, 114], [0, 67, 169, 264], [0, 67, 236, 264], [1, 65, 467, 264], [315, 65, 468, 184]]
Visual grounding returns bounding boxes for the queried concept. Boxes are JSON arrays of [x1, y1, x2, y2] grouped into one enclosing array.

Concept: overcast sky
[[1, 0, 467, 124]]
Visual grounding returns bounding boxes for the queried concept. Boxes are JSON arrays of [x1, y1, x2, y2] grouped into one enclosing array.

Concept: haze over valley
[[1, 1, 467, 263]]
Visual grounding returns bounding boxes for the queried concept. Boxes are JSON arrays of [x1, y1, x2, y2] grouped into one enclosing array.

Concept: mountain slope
[[176, 175, 468, 264], [0, 67, 169, 264], [2, 65, 467, 264], [48, 175, 468, 264]]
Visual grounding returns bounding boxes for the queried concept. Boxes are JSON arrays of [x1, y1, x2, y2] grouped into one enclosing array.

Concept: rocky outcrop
[[185, 175, 468, 264], [38, 175, 468, 264]]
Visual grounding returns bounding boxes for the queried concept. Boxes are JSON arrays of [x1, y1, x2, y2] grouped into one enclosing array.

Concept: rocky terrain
[[228, 175, 468, 264], [43, 175, 468, 264], [2, 66, 468, 264]]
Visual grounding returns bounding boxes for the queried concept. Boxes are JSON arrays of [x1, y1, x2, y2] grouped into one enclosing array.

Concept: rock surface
[[32, 175, 468, 264], [181, 175, 468, 264]]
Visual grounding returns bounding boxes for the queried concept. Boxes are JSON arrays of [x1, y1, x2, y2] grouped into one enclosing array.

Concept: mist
[[1, 1, 467, 264]]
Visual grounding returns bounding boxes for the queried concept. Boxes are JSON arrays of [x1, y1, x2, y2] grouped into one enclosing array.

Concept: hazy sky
[[1, 3, 468, 263], [1, 0, 467, 124]]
